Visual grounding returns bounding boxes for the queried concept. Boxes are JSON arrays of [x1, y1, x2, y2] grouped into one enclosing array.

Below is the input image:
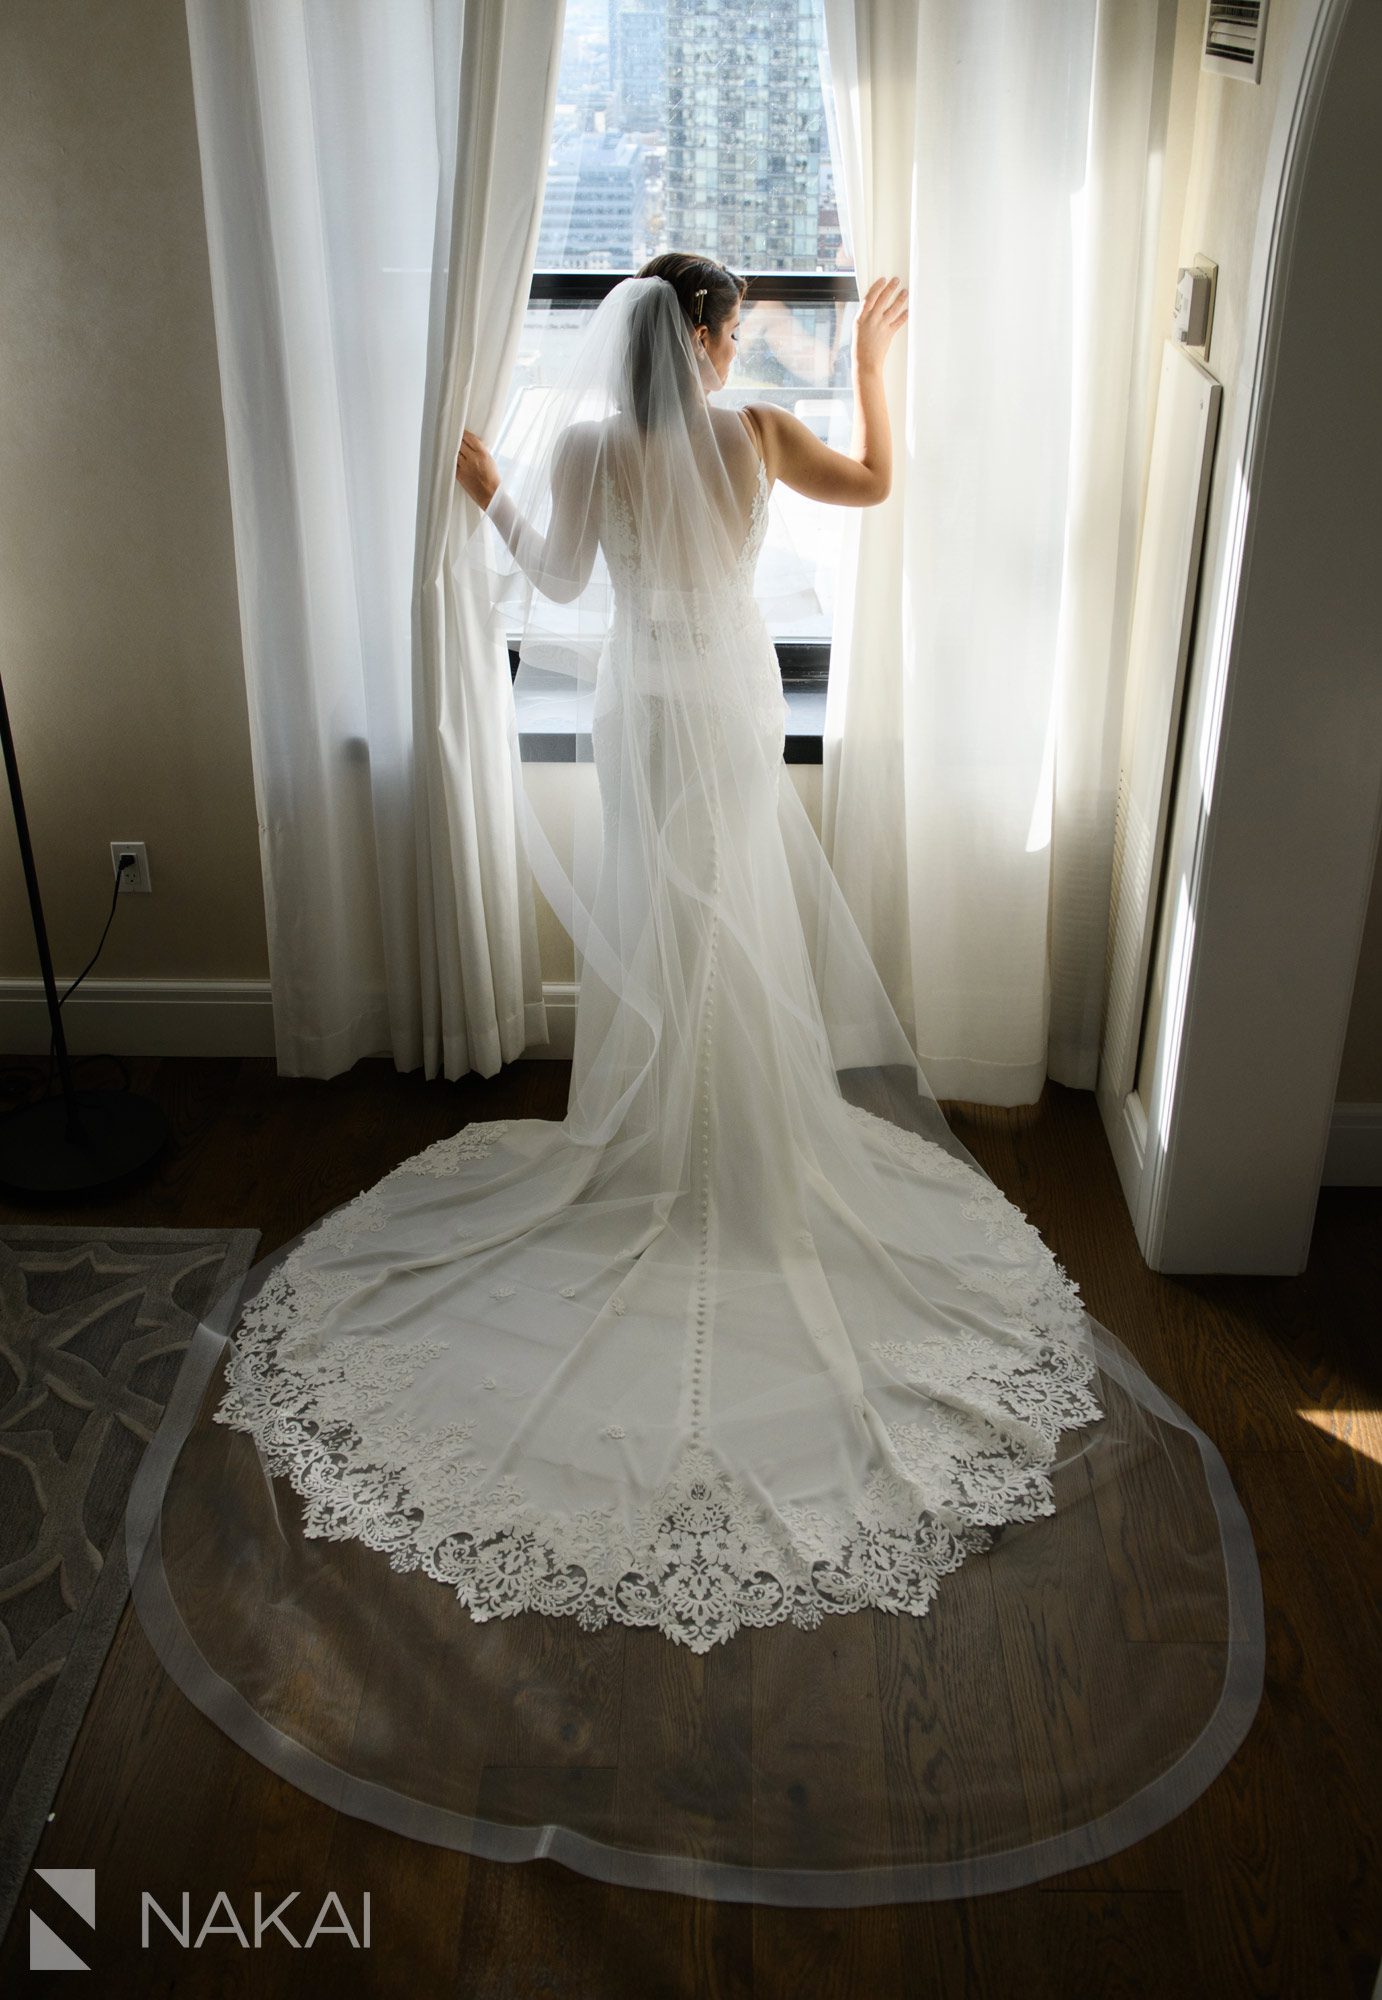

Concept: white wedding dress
[[210, 440, 1104, 1653], [130, 278, 1263, 1903]]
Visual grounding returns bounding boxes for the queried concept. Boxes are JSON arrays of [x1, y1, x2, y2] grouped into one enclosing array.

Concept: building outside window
[[499, 0, 859, 679]]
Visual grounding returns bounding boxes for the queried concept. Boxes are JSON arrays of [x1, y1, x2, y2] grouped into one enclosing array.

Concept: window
[[502, 0, 858, 721]]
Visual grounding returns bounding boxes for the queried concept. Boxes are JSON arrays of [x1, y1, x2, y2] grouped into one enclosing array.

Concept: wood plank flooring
[[1, 1054, 1378, 1997]]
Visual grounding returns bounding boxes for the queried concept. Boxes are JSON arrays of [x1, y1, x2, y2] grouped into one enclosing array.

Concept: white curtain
[[185, 0, 563, 1079], [821, 0, 1175, 1102]]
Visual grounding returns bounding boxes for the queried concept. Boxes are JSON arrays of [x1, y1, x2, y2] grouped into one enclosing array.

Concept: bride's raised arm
[[752, 275, 908, 508], [456, 419, 600, 604]]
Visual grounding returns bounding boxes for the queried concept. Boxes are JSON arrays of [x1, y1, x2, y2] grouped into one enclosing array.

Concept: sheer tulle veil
[[125, 273, 1265, 1905], [464, 272, 918, 1164]]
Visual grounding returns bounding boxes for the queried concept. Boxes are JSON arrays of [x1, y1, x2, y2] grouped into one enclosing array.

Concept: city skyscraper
[[536, 129, 649, 271], [594, 0, 840, 272], [663, 0, 838, 270], [609, 2, 666, 130]]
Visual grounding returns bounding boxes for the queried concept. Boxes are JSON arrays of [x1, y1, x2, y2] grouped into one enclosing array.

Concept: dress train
[[127, 308, 1264, 1901]]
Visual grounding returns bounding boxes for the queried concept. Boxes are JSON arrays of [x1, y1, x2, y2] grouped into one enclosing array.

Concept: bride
[[136, 252, 1263, 1903]]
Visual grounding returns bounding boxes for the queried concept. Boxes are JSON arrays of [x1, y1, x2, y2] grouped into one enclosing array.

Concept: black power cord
[[0, 855, 137, 1112], [0, 658, 167, 1195]]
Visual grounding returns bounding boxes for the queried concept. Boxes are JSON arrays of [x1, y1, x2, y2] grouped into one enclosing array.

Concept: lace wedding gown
[[131, 280, 1263, 1902]]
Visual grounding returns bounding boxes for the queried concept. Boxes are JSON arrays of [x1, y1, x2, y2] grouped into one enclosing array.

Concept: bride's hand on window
[[852, 276, 909, 374], [456, 428, 500, 507]]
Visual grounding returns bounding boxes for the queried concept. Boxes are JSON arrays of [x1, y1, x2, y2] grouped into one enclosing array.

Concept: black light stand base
[[3, 652, 174, 1201], [0, 1087, 169, 1196]]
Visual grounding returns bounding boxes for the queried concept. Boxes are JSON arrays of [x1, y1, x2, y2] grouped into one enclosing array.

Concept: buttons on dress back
[[686, 816, 722, 1444]]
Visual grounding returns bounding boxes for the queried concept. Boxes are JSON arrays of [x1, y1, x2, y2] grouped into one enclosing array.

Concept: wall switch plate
[[111, 841, 151, 893]]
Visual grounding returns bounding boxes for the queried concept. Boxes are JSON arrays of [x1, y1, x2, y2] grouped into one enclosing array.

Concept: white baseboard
[[1321, 1102, 1382, 1187], [0, 975, 580, 1063], [2, 974, 1379, 1182], [0, 976, 280, 1058], [529, 983, 577, 1059], [1096, 1072, 1150, 1242]]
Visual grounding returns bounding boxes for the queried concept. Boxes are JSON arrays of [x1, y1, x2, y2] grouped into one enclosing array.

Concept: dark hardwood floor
[[1, 1053, 1378, 1997]]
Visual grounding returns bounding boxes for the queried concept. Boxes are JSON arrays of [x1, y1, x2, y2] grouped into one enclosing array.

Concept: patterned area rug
[[0, 1223, 260, 1943]]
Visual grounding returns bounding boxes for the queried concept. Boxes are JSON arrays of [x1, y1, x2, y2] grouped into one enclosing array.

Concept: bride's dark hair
[[624, 251, 748, 429]]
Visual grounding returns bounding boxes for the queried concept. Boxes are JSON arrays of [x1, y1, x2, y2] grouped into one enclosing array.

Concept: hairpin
[[692, 286, 708, 325]]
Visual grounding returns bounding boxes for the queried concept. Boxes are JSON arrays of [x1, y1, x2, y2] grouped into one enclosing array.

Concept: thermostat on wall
[[1173, 256, 1217, 354]]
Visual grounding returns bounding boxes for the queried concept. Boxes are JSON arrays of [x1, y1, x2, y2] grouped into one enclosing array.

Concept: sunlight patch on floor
[[1296, 1406, 1382, 1466]]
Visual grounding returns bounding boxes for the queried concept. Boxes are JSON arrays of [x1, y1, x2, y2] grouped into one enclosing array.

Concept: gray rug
[[0, 1222, 260, 1943]]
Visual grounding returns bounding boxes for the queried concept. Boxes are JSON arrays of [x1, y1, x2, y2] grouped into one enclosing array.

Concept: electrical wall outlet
[[111, 841, 151, 894]]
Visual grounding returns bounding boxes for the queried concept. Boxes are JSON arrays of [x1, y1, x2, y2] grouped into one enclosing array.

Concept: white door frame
[[1098, 0, 1382, 1273]]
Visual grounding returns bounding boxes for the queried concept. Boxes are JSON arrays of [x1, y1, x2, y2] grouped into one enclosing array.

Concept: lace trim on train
[[213, 1111, 1103, 1653], [843, 1102, 1094, 1340], [251, 1119, 513, 1323]]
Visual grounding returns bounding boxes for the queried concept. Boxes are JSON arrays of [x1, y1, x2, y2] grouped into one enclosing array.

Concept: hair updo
[[623, 251, 748, 429], [636, 251, 747, 339]]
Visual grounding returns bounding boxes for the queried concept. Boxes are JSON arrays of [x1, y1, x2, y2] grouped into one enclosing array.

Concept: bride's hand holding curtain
[[456, 427, 500, 508]]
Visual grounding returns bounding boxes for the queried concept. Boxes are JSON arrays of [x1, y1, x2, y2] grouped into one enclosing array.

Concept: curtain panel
[[821, 0, 1177, 1102], [184, 0, 563, 1079]]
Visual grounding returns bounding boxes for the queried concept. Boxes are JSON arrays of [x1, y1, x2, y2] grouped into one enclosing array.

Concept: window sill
[[515, 678, 826, 765], [512, 642, 828, 766]]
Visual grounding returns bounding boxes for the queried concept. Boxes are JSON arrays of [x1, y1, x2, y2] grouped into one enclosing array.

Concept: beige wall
[[0, 0, 266, 986], [0, 0, 823, 1013]]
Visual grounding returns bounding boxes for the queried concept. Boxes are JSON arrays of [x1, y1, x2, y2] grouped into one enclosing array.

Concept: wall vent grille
[[1203, 0, 1269, 82]]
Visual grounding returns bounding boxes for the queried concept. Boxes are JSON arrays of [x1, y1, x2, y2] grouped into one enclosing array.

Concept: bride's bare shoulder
[[710, 402, 776, 479], [742, 403, 789, 485]]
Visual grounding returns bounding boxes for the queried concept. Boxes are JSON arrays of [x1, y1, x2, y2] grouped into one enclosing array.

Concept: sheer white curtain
[[185, 0, 563, 1079], [821, 0, 1175, 1102]]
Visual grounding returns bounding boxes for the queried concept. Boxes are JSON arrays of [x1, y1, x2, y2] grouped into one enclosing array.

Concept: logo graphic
[[26, 1868, 372, 1963], [30, 1868, 95, 1972]]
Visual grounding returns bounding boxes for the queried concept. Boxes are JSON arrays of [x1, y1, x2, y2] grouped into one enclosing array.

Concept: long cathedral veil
[[468, 274, 954, 1164], [124, 276, 1265, 1904]]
